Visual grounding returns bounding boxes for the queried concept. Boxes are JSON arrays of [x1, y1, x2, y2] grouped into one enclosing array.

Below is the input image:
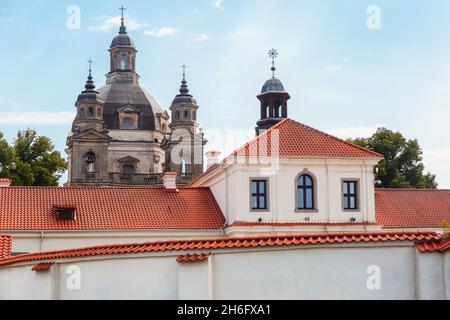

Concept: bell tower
[[72, 60, 105, 134], [106, 6, 139, 85], [256, 49, 290, 136], [164, 66, 207, 182]]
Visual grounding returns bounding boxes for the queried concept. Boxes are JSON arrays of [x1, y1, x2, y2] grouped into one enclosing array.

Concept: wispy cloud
[[194, 33, 209, 42], [327, 125, 383, 140], [144, 27, 178, 38], [212, 0, 224, 10], [0, 112, 75, 125], [88, 16, 146, 33]]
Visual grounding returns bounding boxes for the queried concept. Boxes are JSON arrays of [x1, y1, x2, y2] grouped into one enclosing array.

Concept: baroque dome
[[98, 82, 164, 131]]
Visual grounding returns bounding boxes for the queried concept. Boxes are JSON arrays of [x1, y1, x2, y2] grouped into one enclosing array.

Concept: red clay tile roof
[[31, 262, 55, 272], [231, 119, 383, 159], [177, 253, 211, 263], [0, 187, 225, 231], [375, 189, 450, 229], [0, 231, 440, 267], [416, 238, 450, 253], [0, 235, 12, 260]]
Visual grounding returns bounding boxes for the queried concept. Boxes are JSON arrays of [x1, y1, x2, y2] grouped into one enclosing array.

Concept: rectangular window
[[251, 179, 268, 210], [343, 181, 358, 210]]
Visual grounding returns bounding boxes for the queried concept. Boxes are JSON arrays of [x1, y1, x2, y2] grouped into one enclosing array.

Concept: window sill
[[295, 209, 319, 214], [250, 209, 271, 213], [343, 209, 361, 213]]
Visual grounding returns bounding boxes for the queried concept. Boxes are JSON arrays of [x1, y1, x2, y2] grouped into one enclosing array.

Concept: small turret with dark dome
[[256, 49, 291, 136], [169, 65, 199, 134], [72, 60, 105, 134]]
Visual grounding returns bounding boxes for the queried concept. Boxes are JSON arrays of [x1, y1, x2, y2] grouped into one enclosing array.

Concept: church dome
[[110, 33, 135, 48], [261, 78, 285, 94], [97, 82, 164, 131]]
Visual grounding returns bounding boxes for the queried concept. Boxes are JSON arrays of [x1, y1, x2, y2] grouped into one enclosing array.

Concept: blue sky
[[0, 0, 450, 187]]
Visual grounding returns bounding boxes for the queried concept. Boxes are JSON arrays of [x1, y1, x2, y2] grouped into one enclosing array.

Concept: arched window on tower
[[85, 152, 96, 173], [266, 105, 271, 118], [120, 55, 128, 70], [274, 101, 282, 118]]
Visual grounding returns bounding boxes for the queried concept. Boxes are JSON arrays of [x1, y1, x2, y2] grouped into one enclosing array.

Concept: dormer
[[54, 206, 76, 220], [117, 105, 141, 130]]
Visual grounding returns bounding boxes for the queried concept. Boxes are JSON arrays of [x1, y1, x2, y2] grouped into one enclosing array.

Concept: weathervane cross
[[88, 59, 93, 75], [119, 5, 126, 19], [268, 49, 278, 78], [181, 64, 187, 80]]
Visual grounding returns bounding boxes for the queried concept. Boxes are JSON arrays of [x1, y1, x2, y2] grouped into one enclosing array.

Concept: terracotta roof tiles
[[0, 187, 225, 231], [31, 262, 55, 272], [177, 253, 211, 263], [416, 238, 450, 253], [0, 231, 440, 267], [0, 235, 12, 260], [232, 119, 383, 159], [375, 189, 450, 229]]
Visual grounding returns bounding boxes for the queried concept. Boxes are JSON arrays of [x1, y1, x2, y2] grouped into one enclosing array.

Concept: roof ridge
[[287, 118, 384, 158]]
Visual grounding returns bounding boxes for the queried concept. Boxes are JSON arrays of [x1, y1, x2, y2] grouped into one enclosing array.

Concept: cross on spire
[[118, 5, 127, 33], [268, 48, 278, 78], [119, 5, 126, 21], [181, 64, 187, 81], [88, 59, 93, 75], [179, 64, 189, 95], [84, 59, 95, 92]]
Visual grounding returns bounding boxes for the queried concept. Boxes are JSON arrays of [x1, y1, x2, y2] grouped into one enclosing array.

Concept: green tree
[[349, 128, 437, 189], [0, 132, 15, 178], [0, 129, 67, 186]]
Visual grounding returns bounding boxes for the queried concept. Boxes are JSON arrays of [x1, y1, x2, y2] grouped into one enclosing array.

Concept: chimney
[[205, 150, 222, 170], [0, 179, 12, 188], [162, 172, 178, 191]]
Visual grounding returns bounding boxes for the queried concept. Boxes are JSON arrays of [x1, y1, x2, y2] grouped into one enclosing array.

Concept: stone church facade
[[66, 16, 206, 186]]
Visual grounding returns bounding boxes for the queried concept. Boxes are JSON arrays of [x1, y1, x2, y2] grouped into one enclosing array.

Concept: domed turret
[[72, 61, 105, 133], [256, 49, 291, 136], [169, 66, 199, 134]]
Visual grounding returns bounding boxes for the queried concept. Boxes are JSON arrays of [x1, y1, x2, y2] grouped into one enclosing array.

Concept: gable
[[232, 119, 383, 159], [71, 129, 112, 141]]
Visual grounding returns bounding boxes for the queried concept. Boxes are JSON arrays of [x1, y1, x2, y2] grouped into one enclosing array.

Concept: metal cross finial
[[181, 64, 187, 81], [268, 48, 278, 78], [88, 59, 93, 75], [119, 5, 126, 20]]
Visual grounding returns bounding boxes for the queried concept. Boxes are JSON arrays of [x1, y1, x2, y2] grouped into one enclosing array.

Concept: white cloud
[[194, 33, 209, 42], [144, 27, 177, 38], [0, 112, 75, 125], [212, 0, 224, 10], [326, 125, 383, 140], [88, 16, 146, 33]]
